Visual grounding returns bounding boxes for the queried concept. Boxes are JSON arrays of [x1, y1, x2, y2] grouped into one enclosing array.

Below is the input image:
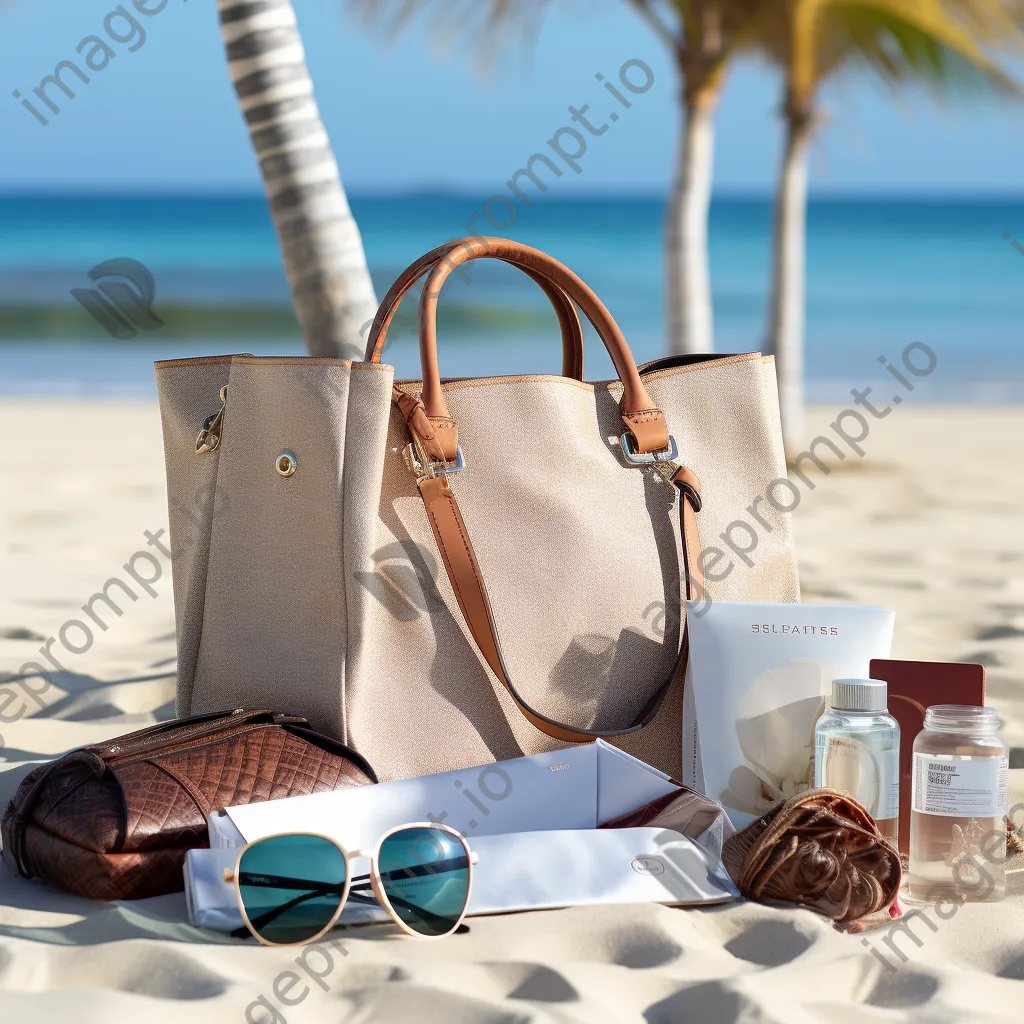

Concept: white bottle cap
[[831, 678, 888, 712]]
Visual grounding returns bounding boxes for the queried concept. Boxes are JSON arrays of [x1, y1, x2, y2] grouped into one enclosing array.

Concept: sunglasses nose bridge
[[347, 848, 372, 860]]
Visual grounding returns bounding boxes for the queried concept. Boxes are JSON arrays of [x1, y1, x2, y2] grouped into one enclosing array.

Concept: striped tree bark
[[217, 0, 378, 358]]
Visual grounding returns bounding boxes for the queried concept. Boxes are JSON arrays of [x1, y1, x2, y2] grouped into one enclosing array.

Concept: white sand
[[0, 399, 1021, 1023]]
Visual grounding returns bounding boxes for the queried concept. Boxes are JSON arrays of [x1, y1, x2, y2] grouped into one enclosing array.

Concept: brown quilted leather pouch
[[1, 709, 376, 901]]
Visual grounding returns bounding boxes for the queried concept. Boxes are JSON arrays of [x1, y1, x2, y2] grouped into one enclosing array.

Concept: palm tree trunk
[[667, 91, 718, 355], [767, 107, 814, 460], [217, 0, 378, 358]]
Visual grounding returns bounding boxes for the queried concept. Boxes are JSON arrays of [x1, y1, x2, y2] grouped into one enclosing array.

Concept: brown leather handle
[[414, 239, 670, 457], [365, 241, 584, 380]]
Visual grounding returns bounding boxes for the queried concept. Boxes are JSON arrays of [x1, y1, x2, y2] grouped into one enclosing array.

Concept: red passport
[[869, 659, 986, 854]]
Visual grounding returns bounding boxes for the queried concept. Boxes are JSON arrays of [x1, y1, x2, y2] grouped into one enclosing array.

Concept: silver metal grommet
[[276, 450, 297, 477]]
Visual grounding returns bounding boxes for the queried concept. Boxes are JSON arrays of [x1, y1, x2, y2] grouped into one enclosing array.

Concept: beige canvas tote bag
[[156, 238, 799, 781]]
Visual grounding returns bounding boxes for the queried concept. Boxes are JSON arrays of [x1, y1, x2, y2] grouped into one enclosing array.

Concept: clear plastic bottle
[[908, 705, 1008, 903], [814, 678, 900, 846]]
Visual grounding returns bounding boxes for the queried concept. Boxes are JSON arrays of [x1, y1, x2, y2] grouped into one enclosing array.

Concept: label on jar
[[912, 753, 1008, 817]]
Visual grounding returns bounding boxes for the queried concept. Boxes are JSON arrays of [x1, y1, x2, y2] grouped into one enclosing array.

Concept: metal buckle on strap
[[404, 435, 465, 479], [619, 432, 678, 465], [619, 432, 693, 490]]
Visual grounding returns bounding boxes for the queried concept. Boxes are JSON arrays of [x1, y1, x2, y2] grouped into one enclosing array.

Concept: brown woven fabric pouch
[[722, 788, 902, 924], [1, 709, 375, 901]]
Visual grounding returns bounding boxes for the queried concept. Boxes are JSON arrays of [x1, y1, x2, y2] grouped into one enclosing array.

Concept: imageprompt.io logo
[[71, 258, 164, 339]]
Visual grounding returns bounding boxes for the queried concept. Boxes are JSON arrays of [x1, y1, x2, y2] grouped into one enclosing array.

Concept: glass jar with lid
[[908, 705, 1009, 903]]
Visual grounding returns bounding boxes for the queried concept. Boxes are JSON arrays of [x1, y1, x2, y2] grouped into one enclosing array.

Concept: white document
[[186, 826, 738, 933], [683, 601, 895, 828]]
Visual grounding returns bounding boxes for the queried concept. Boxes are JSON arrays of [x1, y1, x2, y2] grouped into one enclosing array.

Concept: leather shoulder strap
[[416, 470, 705, 743]]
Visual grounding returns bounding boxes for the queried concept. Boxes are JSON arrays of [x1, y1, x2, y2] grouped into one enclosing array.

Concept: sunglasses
[[223, 823, 478, 945]]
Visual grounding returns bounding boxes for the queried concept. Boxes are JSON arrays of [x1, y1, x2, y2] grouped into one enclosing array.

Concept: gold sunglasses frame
[[224, 821, 478, 947]]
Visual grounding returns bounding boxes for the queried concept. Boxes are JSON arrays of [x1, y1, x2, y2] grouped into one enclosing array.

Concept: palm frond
[[348, 0, 558, 66], [626, 0, 684, 52], [748, 0, 1024, 106], [828, 5, 1021, 96]]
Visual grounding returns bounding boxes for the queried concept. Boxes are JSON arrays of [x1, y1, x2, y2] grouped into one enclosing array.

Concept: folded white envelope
[[187, 740, 738, 929]]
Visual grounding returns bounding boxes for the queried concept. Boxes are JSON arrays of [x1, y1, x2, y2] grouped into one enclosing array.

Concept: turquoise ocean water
[[1, 192, 1022, 400]]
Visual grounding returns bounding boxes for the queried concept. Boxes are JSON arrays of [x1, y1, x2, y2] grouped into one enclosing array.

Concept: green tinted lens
[[237, 834, 347, 944], [377, 827, 471, 937]]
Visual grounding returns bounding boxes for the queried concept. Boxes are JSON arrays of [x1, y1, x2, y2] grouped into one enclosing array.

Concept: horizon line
[[2, 186, 1024, 202]]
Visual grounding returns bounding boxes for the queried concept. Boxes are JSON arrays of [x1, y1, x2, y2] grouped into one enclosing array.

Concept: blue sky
[[1, 0, 1022, 194]]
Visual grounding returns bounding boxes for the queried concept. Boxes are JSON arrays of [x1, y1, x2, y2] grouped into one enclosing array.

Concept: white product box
[[186, 740, 739, 930], [683, 601, 895, 828]]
